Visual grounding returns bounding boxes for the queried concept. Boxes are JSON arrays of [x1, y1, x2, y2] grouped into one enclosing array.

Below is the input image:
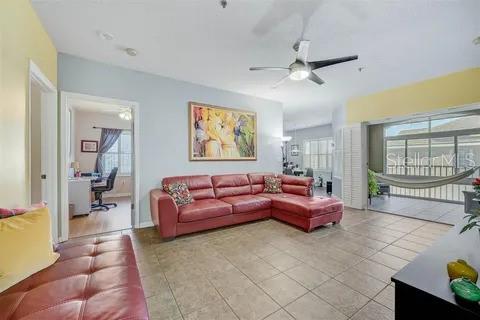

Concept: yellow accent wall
[[0, 0, 57, 206], [347, 68, 480, 124]]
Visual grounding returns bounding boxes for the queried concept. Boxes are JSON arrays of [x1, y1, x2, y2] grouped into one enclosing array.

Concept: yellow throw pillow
[[0, 207, 60, 292]]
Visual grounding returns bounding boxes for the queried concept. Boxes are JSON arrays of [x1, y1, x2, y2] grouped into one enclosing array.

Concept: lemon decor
[[0, 207, 59, 292], [447, 259, 478, 283], [450, 278, 480, 302]]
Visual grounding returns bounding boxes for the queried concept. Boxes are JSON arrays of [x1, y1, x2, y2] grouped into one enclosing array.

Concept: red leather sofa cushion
[[162, 175, 215, 200], [212, 174, 251, 198], [281, 175, 314, 196], [270, 194, 343, 218], [178, 199, 232, 222], [0, 235, 148, 320], [221, 195, 271, 214], [247, 173, 274, 194]]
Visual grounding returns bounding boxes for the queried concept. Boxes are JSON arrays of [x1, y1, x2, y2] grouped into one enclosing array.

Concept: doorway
[[60, 92, 140, 241], [28, 61, 58, 241]]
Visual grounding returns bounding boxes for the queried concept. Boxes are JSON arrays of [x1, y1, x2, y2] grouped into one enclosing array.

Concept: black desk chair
[[91, 167, 118, 211]]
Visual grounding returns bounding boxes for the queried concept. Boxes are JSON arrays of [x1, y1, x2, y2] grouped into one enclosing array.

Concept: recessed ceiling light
[[97, 30, 114, 41], [125, 48, 138, 56]]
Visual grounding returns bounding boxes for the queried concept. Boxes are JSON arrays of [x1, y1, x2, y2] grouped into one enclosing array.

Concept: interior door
[[30, 82, 44, 204], [40, 92, 49, 203], [130, 109, 136, 228]]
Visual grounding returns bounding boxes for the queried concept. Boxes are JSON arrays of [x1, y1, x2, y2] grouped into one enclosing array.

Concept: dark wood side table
[[392, 223, 480, 319]]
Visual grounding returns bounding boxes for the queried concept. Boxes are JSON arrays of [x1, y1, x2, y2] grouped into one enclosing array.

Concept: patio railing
[[385, 165, 477, 203]]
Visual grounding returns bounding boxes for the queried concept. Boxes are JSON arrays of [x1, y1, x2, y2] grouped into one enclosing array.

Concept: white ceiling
[[70, 98, 127, 114], [33, 0, 480, 130]]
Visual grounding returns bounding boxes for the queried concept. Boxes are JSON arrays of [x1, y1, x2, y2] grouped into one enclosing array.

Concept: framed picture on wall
[[81, 140, 98, 153], [189, 101, 257, 161]]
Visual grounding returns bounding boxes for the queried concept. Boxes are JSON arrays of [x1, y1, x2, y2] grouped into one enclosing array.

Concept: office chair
[[91, 167, 118, 211]]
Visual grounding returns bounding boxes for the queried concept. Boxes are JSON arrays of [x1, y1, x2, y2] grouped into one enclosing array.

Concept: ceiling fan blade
[[272, 74, 290, 89], [308, 72, 325, 86], [296, 40, 310, 63], [249, 67, 289, 71], [309, 55, 358, 70]]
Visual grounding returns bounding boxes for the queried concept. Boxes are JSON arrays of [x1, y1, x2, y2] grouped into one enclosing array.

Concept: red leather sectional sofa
[[0, 235, 148, 320], [150, 173, 343, 239]]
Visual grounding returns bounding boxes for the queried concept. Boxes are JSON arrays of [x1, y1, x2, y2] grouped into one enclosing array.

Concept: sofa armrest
[[150, 189, 179, 238]]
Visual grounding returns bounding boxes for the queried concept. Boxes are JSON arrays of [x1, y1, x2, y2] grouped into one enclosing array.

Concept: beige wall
[[73, 110, 132, 196], [347, 68, 480, 124], [0, 0, 57, 206]]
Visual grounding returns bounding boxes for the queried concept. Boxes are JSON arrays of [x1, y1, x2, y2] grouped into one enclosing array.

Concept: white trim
[[60, 92, 141, 241], [29, 60, 56, 92], [366, 102, 480, 125], [139, 221, 154, 228], [28, 60, 59, 242]]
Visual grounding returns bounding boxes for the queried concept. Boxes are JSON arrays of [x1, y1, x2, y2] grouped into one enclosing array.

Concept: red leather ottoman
[[268, 195, 343, 232], [0, 235, 149, 320]]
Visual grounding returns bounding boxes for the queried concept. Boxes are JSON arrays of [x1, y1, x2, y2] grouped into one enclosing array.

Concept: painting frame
[[189, 101, 257, 161], [80, 140, 98, 153]]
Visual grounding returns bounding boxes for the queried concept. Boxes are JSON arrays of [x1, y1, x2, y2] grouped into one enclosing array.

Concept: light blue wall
[[58, 54, 283, 225]]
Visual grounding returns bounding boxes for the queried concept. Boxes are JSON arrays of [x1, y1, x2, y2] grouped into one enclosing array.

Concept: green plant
[[460, 208, 480, 234], [368, 169, 380, 197]]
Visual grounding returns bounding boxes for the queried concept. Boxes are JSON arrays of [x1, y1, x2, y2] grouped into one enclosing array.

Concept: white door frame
[[28, 60, 58, 242], [59, 91, 140, 242]]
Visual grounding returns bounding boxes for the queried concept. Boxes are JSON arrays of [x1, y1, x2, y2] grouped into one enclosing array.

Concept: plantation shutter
[[342, 124, 367, 209]]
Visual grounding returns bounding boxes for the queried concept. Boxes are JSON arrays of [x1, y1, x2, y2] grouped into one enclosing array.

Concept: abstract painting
[[189, 102, 257, 161]]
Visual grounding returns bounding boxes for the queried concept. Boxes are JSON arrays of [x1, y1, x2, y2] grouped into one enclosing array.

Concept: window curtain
[[95, 128, 122, 175]]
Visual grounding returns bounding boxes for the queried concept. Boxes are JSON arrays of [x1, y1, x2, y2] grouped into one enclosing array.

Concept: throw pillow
[[264, 176, 282, 193], [163, 182, 194, 206], [0, 207, 60, 292]]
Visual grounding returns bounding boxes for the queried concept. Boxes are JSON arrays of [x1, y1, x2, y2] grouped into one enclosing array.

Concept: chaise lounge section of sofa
[[150, 173, 343, 239], [0, 235, 149, 320]]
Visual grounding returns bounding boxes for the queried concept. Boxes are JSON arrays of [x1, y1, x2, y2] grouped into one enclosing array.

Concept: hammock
[[374, 166, 480, 189]]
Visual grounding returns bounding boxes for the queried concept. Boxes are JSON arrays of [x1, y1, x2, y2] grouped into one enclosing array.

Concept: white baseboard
[[103, 193, 131, 198], [138, 220, 154, 228]]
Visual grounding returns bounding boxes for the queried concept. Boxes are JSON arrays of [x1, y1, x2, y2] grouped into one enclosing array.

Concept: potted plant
[[368, 169, 380, 204], [460, 178, 480, 234]]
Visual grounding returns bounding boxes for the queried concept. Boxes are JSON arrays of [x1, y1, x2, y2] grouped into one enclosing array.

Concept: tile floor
[[369, 195, 464, 225], [118, 207, 452, 320]]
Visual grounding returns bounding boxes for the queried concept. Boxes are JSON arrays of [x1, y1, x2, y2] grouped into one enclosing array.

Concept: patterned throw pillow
[[264, 176, 282, 194], [163, 182, 194, 206]]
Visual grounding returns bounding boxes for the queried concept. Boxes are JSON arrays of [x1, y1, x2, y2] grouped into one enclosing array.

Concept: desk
[[68, 178, 92, 216]]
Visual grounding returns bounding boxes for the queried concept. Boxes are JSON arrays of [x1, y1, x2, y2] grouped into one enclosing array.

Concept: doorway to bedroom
[[367, 108, 480, 225], [60, 92, 140, 240]]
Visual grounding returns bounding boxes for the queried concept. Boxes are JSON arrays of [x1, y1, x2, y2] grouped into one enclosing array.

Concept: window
[[102, 131, 132, 176], [303, 138, 333, 170], [383, 113, 480, 202], [385, 121, 429, 137]]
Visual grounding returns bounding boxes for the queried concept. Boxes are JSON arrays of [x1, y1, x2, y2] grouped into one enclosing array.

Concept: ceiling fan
[[249, 40, 358, 88]]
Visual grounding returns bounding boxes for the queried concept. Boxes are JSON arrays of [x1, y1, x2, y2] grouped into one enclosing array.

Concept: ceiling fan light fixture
[[119, 109, 132, 121], [289, 70, 309, 81]]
